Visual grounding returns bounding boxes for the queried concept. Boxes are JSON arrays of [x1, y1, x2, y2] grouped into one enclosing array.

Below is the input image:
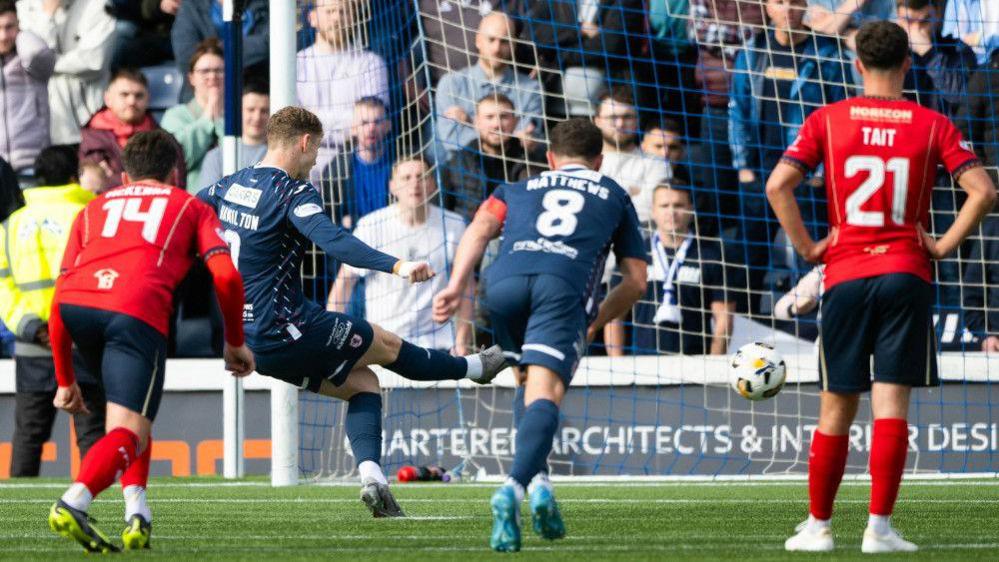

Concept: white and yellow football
[[730, 342, 787, 401]]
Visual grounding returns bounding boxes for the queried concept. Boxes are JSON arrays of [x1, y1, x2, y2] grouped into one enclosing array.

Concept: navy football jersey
[[485, 165, 649, 311], [198, 165, 398, 350]]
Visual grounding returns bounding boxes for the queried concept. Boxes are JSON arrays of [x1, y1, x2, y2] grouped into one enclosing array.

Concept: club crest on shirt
[[94, 268, 120, 290]]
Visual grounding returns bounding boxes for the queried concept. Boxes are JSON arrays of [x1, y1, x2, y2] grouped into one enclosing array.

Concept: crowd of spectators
[[2, 0, 999, 360]]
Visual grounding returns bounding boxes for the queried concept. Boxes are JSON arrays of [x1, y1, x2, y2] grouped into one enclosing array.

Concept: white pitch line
[[2, 479, 998, 489], [2, 498, 997, 504]]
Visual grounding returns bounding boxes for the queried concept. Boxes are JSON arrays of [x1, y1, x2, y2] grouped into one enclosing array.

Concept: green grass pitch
[[2, 477, 998, 560]]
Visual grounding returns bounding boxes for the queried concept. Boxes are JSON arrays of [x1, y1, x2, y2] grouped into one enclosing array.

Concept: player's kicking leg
[[785, 390, 857, 552], [315, 369, 404, 518], [359, 322, 506, 385], [861, 383, 917, 553]]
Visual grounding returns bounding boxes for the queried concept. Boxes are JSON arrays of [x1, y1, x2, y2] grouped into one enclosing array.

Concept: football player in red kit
[[46, 130, 254, 553], [767, 21, 996, 553]]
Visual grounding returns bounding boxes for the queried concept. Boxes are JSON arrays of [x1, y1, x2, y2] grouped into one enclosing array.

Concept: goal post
[[263, 0, 999, 485]]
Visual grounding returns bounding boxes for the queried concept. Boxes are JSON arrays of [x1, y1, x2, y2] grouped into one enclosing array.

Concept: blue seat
[[141, 64, 184, 116]]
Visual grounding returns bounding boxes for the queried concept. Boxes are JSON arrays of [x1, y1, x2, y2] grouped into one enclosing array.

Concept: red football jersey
[[782, 97, 980, 290], [57, 182, 230, 335]]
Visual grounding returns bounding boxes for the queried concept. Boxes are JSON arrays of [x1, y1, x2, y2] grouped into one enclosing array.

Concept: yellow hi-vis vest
[[0, 184, 93, 355]]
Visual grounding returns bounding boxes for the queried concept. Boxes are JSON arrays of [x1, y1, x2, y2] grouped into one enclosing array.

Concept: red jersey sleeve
[[781, 108, 826, 173], [194, 200, 230, 260], [935, 116, 981, 179]]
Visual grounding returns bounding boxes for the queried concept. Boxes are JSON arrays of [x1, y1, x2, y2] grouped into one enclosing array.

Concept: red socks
[[121, 435, 152, 489], [870, 418, 909, 516], [808, 430, 849, 520], [75, 427, 139, 497]]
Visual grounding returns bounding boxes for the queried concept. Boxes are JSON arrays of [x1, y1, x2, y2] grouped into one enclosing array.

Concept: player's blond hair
[[266, 106, 324, 147]]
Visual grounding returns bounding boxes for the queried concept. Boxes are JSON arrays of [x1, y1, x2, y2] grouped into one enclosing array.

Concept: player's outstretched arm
[[432, 209, 501, 323], [587, 257, 647, 343], [48, 286, 89, 414], [766, 161, 831, 264], [921, 166, 997, 259]]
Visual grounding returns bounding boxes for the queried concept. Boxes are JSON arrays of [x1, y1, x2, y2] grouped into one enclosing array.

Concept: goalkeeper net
[[289, 0, 999, 481]]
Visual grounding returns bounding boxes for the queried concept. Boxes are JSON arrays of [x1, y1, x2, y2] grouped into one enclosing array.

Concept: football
[[730, 342, 787, 401]]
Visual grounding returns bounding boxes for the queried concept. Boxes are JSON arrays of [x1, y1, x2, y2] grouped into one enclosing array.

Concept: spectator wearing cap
[[161, 38, 226, 192], [0, 0, 54, 173], [16, 0, 115, 145], [442, 93, 547, 222], [79, 67, 187, 191], [435, 11, 542, 157]]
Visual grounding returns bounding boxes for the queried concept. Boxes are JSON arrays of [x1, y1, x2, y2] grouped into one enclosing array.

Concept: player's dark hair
[[266, 106, 324, 146], [122, 130, 180, 182], [0, 0, 16, 16], [897, 0, 931, 10], [549, 118, 602, 161], [34, 146, 79, 186], [188, 37, 223, 74], [855, 21, 910, 71], [476, 91, 515, 110], [109, 67, 149, 89]]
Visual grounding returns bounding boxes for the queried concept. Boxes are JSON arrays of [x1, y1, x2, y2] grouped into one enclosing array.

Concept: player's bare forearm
[[710, 301, 736, 355], [454, 278, 475, 351], [602, 319, 626, 356], [929, 167, 997, 258], [590, 258, 647, 337], [766, 163, 827, 262], [447, 213, 500, 293]]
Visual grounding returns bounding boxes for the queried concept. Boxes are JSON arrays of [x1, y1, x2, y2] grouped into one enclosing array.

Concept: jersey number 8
[[536, 189, 586, 237]]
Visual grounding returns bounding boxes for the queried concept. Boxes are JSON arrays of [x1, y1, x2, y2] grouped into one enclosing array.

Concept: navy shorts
[[253, 311, 374, 393], [60, 304, 167, 421], [486, 274, 587, 386], [819, 273, 938, 393]]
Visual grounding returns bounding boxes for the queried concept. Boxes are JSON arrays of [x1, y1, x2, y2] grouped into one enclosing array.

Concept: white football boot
[[785, 518, 835, 552], [861, 525, 918, 553]]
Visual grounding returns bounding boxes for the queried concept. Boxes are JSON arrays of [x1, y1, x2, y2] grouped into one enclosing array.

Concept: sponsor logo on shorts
[[223, 184, 263, 209], [94, 268, 119, 290], [327, 319, 353, 350], [293, 203, 323, 218]]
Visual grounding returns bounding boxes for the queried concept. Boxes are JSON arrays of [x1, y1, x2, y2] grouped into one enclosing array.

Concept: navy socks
[[385, 340, 468, 381], [346, 392, 382, 465], [509, 399, 559, 488]]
